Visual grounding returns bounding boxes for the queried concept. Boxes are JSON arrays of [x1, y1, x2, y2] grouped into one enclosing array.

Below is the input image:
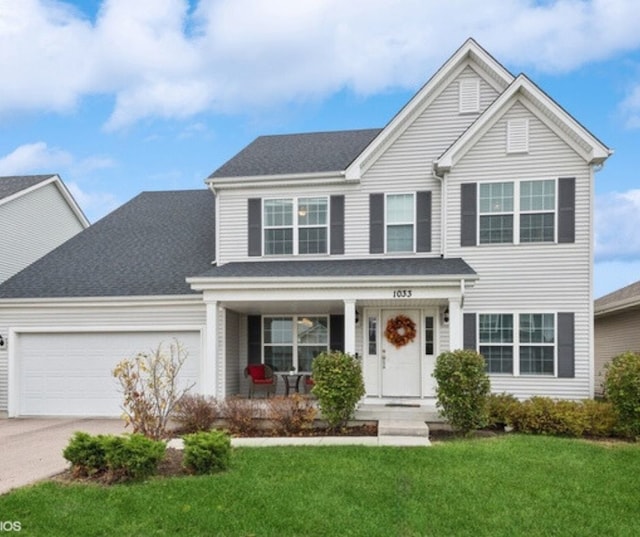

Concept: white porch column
[[202, 300, 218, 397], [448, 297, 463, 350], [344, 299, 356, 355]]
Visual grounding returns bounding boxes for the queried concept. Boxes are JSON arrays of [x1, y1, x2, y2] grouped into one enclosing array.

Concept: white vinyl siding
[[0, 183, 85, 284], [446, 101, 593, 399], [214, 66, 500, 263]]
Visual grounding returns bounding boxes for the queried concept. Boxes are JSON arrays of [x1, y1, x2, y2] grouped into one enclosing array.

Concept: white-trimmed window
[[479, 180, 556, 244], [478, 313, 556, 376], [386, 193, 415, 252], [263, 316, 329, 372], [263, 197, 328, 255], [459, 78, 480, 114]]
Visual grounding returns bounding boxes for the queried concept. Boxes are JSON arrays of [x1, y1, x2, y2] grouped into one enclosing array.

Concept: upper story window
[[479, 180, 556, 245], [386, 193, 414, 252], [264, 197, 328, 255]]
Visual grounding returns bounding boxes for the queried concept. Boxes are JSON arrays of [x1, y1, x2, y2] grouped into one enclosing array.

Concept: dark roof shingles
[[209, 129, 381, 178], [0, 190, 215, 298], [196, 257, 476, 279], [0, 175, 54, 201]]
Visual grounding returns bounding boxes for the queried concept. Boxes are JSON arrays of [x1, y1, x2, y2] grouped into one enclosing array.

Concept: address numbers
[[393, 289, 413, 298]]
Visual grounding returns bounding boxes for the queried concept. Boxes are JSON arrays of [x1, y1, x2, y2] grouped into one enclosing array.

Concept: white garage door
[[17, 331, 201, 417]]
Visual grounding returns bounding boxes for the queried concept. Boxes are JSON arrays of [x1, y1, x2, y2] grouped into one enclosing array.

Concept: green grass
[[1, 435, 639, 536]]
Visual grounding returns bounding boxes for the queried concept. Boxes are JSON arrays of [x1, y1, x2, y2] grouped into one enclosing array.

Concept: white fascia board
[[188, 273, 479, 292], [345, 39, 514, 180], [206, 171, 355, 191], [435, 75, 611, 173], [0, 294, 204, 308], [0, 175, 55, 208]]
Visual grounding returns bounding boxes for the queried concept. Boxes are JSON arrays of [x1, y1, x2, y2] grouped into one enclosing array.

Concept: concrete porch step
[[378, 419, 429, 438], [355, 404, 443, 423]]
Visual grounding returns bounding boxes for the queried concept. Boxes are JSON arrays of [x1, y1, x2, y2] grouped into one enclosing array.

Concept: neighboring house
[[0, 174, 88, 284], [594, 281, 640, 395], [0, 39, 611, 418]]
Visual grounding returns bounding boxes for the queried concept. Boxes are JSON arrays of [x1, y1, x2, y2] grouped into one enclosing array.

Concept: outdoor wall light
[[0, 334, 5, 349], [442, 307, 450, 325]]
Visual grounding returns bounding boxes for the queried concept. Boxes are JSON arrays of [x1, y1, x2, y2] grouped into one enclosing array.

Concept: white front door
[[381, 309, 421, 397]]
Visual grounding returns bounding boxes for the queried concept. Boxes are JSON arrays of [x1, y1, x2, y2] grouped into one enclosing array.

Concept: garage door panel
[[18, 332, 200, 417]]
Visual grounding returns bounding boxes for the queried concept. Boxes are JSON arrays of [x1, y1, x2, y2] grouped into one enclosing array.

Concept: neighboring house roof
[[192, 257, 476, 279], [209, 129, 381, 179], [0, 190, 215, 299], [595, 280, 640, 317], [0, 174, 90, 227]]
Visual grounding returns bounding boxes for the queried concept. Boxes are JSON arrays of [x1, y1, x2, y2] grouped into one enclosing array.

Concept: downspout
[[432, 160, 446, 258], [207, 182, 218, 266]]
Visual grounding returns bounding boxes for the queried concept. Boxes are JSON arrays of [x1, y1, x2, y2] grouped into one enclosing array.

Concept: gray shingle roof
[[0, 175, 55, 201], [209, 129, 382, 178], [0, 190, 215, 298], [595, 279, 640, 313], [195, 257, 476, 279]]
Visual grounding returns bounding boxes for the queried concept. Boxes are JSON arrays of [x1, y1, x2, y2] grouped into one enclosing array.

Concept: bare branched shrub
[[220, 397, 259, 436], [173, 394, 221, 434], [266, 394, 316, 435], [112, 339, 195, 440]]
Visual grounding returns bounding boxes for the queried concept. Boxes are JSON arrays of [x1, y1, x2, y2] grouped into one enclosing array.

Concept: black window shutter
[[463, 313, 477, 350], [557, 312, 575, 378], [461, 183, 477, 246], [248, 198, 262, 256], [330, 315, 345, 352], [416, 191, 432, 253], [330, 195, 345, 255], [369, 193, 384, 254], [558, 177, 576, 244], [247, 315, 262, 365]]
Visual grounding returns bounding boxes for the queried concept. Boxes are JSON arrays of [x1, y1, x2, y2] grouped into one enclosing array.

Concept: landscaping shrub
[[266, 394, 316, 435], [486, 392, 520, 429], [604, 351, 640, 438], [112, 339, 195, 440], [182, 430, 231, 474], [433, 349, 490, 435], [102, 434, 166, 482], [173, 394, 221, 434], [62, 432, 107, 477], [581, 399, 618, 438], [508, 397, 588, 437], [311, 350, 365, 430], [62, 432, 165, 482], [220, 396, 258, 436]]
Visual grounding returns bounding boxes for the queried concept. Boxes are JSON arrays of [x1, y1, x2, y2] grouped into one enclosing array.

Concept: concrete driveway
[[0, 418, 126, 495]]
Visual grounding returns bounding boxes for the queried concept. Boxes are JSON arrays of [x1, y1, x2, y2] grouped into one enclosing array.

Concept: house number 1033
[[393, 289, 412, 298]]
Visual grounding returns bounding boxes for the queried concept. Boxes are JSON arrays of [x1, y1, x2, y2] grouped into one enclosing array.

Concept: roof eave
[[206, 170, 356, 190]]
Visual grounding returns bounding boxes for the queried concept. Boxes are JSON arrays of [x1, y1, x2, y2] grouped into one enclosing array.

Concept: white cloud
[[65, 181, 120, 223], [0, 142, 73, 175], [595, 189, 640, 261], [2, 0, 640, 128]]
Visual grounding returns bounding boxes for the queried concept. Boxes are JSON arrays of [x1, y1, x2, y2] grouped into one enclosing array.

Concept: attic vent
[[459, 78, 480, 114], [507, 118, 529, 153]]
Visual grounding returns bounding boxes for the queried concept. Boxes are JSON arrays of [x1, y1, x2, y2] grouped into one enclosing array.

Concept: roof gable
[[345, 38, 515, 180], [0, 174, 90, 227], [435, 74, 612, 173]]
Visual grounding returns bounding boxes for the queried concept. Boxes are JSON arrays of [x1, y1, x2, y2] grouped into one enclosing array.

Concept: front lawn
[[1, 435, 639, 536]]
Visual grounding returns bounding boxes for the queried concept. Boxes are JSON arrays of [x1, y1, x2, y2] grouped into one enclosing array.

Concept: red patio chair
[[302, 374, 315, 394], [244, 364, 277, 398]]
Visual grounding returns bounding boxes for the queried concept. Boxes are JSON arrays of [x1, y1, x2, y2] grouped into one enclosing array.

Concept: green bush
[[103, 434, 166, 481], [604, 351, 640, 438], [62, 432, 165, 482], [182, 430, 231, 475], [62, 432, 108, 477], [433, 349, 490, 435], [173, 394, 221, 434], [486, 392, 520, 429], [581, 399, 618, 438], [312, 351, 365, 430], [508, 397, 587, 437]]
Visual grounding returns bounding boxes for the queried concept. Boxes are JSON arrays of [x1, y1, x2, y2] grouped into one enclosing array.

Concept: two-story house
[[0, 39, 610, 417]]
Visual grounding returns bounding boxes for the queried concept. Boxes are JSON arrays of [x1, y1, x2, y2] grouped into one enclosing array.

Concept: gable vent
[[459, 78, 480, 114], [507, 118, 529, 153]]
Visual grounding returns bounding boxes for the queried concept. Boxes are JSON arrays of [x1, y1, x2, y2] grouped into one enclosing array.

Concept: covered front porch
[[187, 257, 477, 404]]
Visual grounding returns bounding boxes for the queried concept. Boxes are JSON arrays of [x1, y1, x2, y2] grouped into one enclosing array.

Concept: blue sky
[[1, 0, 640, 299]]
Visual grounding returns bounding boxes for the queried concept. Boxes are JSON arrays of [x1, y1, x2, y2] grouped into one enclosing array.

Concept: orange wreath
[[384, 314, 417, 348]]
